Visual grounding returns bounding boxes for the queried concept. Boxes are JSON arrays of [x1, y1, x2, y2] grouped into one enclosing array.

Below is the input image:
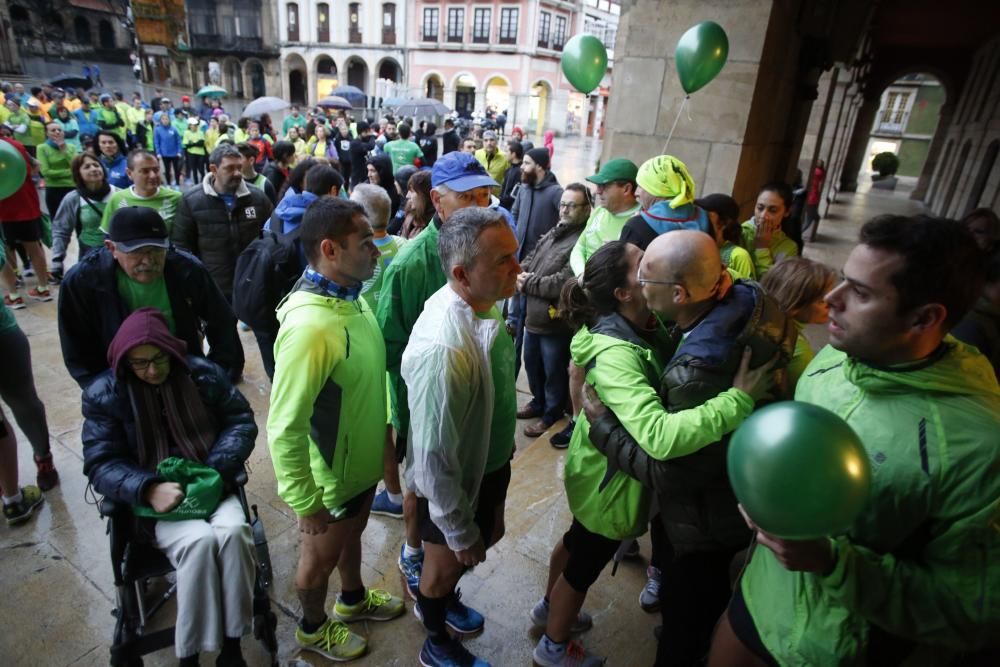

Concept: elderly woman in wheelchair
[[82, 307, 258, 667]]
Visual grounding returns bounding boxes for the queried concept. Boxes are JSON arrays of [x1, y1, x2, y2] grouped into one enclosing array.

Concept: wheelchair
[[98, 471, 279, 666]]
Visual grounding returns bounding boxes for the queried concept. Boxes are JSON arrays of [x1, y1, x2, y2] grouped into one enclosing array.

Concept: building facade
[[7, 0, 133, 66], [864, 74, 944, 178], [277, 0, 406, 107]]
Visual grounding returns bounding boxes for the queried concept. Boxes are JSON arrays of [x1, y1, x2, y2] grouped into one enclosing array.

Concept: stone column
[[837, 93, 881, 192], [910, 102, 953, 202]]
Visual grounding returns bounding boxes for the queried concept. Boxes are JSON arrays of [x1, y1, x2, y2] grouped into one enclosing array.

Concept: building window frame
[[499, 6, 518, 44], [473, 7, 491, 44], [422, 6, 439, 42], [538, 10, 551, 48]]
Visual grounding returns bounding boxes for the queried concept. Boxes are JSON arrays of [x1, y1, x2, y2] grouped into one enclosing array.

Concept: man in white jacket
[[402, 207, 521, 667]]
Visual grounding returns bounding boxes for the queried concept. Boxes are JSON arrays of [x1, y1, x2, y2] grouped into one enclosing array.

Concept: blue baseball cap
[[431, 152, 498, 192]]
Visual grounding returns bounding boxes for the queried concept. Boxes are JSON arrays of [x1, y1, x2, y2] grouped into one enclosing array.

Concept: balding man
[[581, 230, 794, 665]]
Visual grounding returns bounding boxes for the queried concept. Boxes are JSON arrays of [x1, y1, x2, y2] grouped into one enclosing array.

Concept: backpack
[[231, 215, 303, 331]]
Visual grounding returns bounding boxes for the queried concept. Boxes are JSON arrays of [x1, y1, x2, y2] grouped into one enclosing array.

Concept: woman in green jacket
[[532, 240, 674, 667], [740, 182, 800, 279], [37, 121, 78, 219]]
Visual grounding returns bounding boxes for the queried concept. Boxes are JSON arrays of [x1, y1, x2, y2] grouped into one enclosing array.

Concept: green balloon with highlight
[[0, 139, 27, 200], [727, 401, 872, 540], [675, 21, 730, 94], [561, 34, 609, 95]]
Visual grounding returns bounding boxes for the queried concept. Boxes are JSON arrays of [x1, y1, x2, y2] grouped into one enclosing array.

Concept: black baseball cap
[[108, 207, 169, 252], [695, 194, 740, 222]]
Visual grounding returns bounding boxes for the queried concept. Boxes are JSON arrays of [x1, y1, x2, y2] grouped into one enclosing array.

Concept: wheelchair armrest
[[99, 497, 131, 518], [234, 470, 249, 486]]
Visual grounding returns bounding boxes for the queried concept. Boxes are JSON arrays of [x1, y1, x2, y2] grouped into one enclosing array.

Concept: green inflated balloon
[[561, 34, 608, 95], [675, 21, 730, 94], [727, 401, 871, 540], [0, 140, 27, 200]]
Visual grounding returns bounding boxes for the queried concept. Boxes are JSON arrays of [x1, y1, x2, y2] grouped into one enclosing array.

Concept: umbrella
[[49, 74, 93, 90], [196, 85, 228, 98], [381, 96, 407, 107], [242, 96, 290, 118], [330, 85, 366, 107], [388, 97, 452, 118], [317, 95, 352, 110]]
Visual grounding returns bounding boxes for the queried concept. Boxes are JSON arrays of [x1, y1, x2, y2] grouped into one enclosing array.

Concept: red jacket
[[0, 137, 41, 222]]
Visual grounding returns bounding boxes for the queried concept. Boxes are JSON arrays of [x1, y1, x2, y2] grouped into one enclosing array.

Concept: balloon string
[[661, 95, 689, 154]]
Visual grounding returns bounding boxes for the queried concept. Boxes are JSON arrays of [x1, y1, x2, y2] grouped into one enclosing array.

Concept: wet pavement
[[0, 136, 925, 666]]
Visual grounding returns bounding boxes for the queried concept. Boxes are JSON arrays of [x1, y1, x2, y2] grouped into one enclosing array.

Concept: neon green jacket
[[267, 279, 387, 516], [569, 203, 641, 276], [37, 142, 77, 187], [563, 313, 673, 540], [741, 340, 1000, 665], [740, 220, 798, 279], [375, 219, 446, 434]]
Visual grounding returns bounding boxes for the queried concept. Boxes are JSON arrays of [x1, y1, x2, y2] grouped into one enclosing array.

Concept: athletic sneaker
[[34, 454, 60, 491], [639, 566, 661, 613], [418, 637, 490, 667], [27, 287, 53, 302], [371, 489, 404, 518], [413, 589, 485, 635], [333, 588, 405, 622], [533, 636, 606, 667], [529, 597, 594, 634], [4, 294, 25, 310], [399, 542, 423, 600], [295, 618, 367, 662], [3, 485, 44, 526], [550, 419, 575, 449]]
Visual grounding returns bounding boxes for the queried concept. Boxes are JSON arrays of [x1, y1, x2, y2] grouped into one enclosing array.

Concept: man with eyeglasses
[[58, 206, 242, 388], [582, 229, 792, 665], [515, 183, 591, 439]]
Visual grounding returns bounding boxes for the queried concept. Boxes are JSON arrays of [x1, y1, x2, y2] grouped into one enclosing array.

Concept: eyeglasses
[[636, 269, 685, 288], [127, 352, 170, 372], [559, 202, 586, 210]]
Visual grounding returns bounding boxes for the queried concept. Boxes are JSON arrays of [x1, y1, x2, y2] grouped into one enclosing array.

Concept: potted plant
[[871, 151, 899, 190]]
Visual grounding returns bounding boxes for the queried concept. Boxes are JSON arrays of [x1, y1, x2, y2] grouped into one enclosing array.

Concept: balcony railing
[[349, 28, 362, 43], [190, 33, 263, 52], [382, 29, 395, 45]]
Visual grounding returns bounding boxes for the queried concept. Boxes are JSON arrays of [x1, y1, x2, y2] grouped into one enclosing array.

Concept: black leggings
[[44, 187, 74, 218], [186, 153, 206, 184], [0, 326, 50, 458], [161, 156, 181, 185]]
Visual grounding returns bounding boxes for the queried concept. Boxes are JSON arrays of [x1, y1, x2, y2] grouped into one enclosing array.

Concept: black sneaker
[[550, 419, 575, 449], [3, 485, 44, 525]]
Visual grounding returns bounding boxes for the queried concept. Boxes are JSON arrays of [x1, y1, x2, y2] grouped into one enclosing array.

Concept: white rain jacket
[[402, 284, 501, 551]]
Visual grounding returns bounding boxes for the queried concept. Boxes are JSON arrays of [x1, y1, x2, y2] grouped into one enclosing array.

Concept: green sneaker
[[333, 588, 405, 622], [295, 618, 367, 662], [4, 485, 44, 526]]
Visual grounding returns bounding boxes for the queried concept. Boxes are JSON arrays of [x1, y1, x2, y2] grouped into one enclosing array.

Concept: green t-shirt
[[282, 114, 307, 136], [78, 194, 110, 248], [100, 186, 183, 234], [479, 306, 517, 473], [361, 235, 406, 307], [383, 139, 423, 173], [116, 271, 176, 333]]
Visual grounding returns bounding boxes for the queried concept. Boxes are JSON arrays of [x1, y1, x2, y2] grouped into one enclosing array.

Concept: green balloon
[[561, 34, 608, 95], [674, 21, 730, 94], [727, 401, 871, 540], [0, 139, 27, 200]]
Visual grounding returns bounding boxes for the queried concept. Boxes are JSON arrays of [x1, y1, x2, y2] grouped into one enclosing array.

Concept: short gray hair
[[437, 207, 508, 275], [350, 184, 392, 230], [209, 142, 242, 167]]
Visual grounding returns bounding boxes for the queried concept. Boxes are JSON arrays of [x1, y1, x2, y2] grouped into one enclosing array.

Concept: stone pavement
[[0, 136, 926, 665]]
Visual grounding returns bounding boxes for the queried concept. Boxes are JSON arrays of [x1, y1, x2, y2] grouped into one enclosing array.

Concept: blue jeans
[[522, 330, 571, 425], [508, 293, 526, 379]]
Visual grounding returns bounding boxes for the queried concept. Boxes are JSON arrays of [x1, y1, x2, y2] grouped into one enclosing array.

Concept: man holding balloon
[[710, 215, 1000, 666]]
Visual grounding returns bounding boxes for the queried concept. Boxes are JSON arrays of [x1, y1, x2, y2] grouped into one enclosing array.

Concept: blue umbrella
[[331, 85, 366, 107]]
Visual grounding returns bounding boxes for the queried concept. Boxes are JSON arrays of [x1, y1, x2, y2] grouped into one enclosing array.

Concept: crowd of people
[[1, 79, 999, 667]]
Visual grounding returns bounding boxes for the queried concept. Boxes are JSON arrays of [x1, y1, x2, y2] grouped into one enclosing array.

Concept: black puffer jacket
[[512, 169, 562, 261], [82, 356, 257, 507], [172, 176, 273, 297], [58, 246, 244, 388], [590, 281, 795, 555]]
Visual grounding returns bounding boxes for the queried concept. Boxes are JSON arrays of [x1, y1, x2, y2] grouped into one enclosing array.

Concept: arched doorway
[[286, 54, 308, 105], [424, 74, 444, 102], [377, 58, 401, 83], [74, 16, 90, 44], [485, 76, 511, 115], [316, 55, 338, 98], [454, 74, 477, 118], [247, 61, 266, 99], [346, 57, 368, 93], [530, 80, 552, 135], [98, 19, 115, 48]]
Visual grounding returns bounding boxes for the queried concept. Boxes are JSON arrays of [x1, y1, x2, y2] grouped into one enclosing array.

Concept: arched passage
[[453, 73, 478, 118], [315, 55, 338, 98], [376, 57, 402, 83], [942, 141, 972, 216], [863, 73, 946, 184], [286, 53, 308, 106], [485, 75, 511, 114], [345, 57, 368, 93], [530, 80, 552, 135], [98, 19, 115, 48], [74, 16, 91, 44], [225, 59, 244, 98], [424, 73, 444, 102]]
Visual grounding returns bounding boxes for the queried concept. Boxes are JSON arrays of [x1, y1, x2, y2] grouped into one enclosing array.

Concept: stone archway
[[453, 73, 478, 118], [98, 19, 115, 48], [424, 73, 444, 102], [74, 16, 91, 44], [225, 58, 244, 98], [285, 53, 308, 106], [345, 56, 369, 93], [485, 75, 511, 114], [530, 80, 553, 135], [315, 55, 338, 99], [376, 57, 402, 83]]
